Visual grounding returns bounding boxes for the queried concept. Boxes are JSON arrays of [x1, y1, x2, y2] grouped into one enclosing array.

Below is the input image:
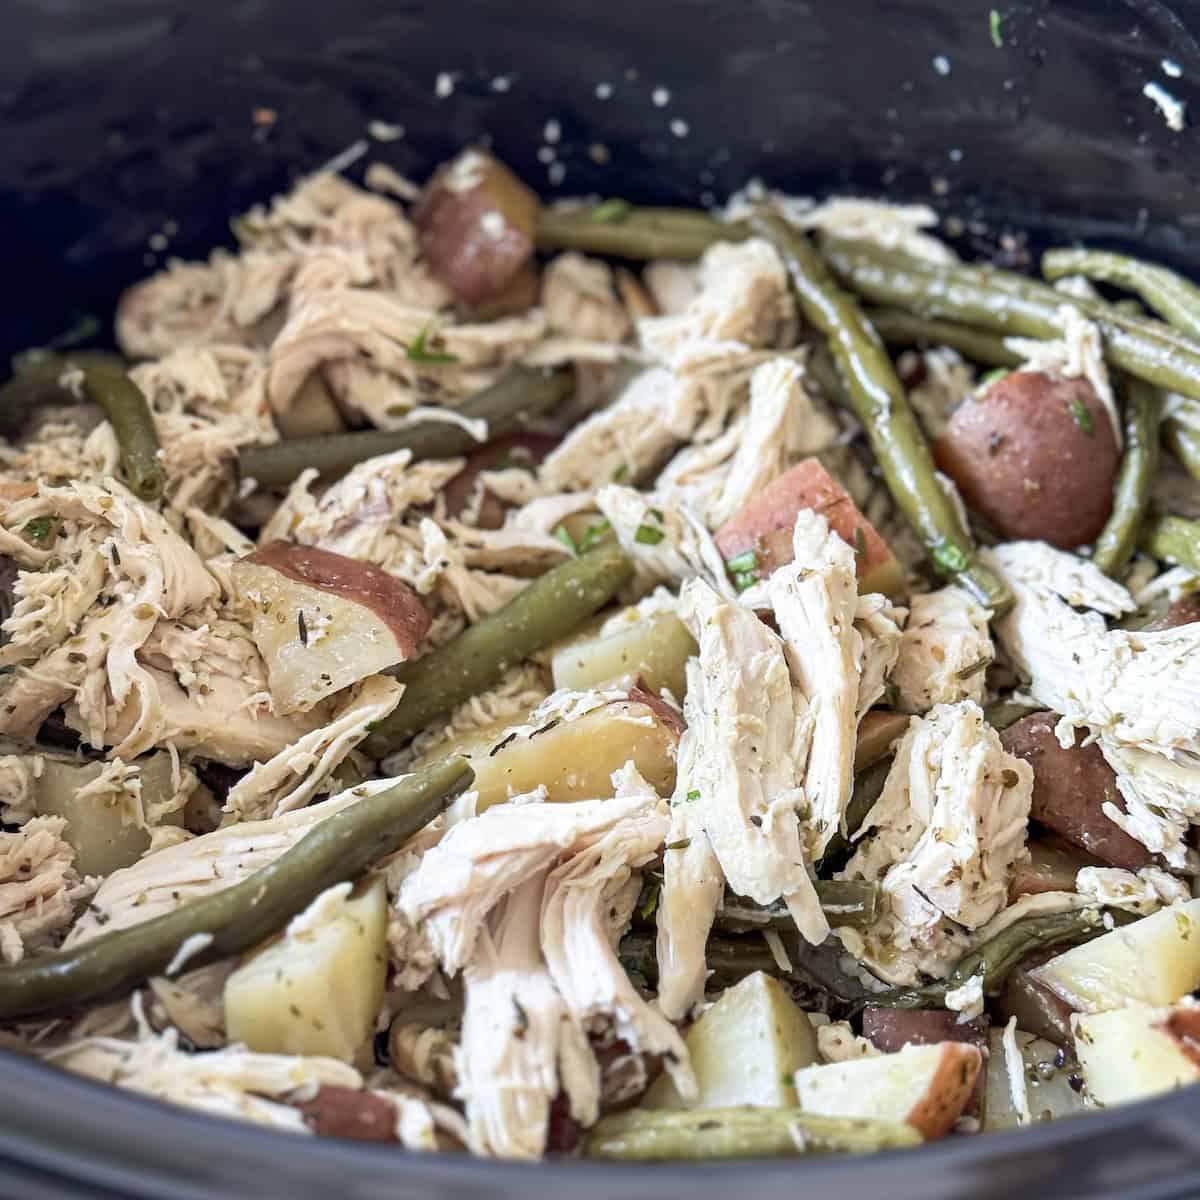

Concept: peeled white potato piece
[[1074, 1004, 1200, 1107], [1032, 900, 1200, 1013], [551, 611, 697, 700], [645, 971, 817, 1109], [234, 542, 429, 714], [793, 1041, 982, 1140], [224, 877, 388, 1062]]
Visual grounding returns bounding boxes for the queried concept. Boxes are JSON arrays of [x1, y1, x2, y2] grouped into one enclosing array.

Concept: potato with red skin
[[714, 458, 904, 596], [1009, 836, 1105, 900], [995, 947, 1078, 1046], [1145, 593, 1200, 630], [414, 150, 539, 308], [934, 370, 1119, 547], [442, 432, 559, 527], [1000, 712, 1152, 870], [296, 1087, 398, 1142]]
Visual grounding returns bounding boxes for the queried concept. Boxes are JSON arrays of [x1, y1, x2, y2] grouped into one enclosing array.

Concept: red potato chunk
[[1144, 593, 1200, 631], [1009, 836, 1105, 900], [994, 947, 1078, 1047], [296, 1087, 398, 1142], [934, 370, 1119, 547], [234, 542, 430, 714], [1000, 712, 1152, 870], [442, 432, 559, 527], [413, 150, 539, 308], [714, 458, 904, 596]]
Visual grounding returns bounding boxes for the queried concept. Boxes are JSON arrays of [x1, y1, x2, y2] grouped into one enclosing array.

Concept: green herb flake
[[956, 656, 993, 680], [732, 571, 758, 593], [553, 524, 579, 555], [22, 515, 59, 546], [684, 789, 701, 803], [664, 838, 691, 852], [884, 682, 901, 710], [854, 527, 868, 558], [931, 539, 971, 575], [578, 518, 611, 552], [635, 523, 665, 546], [639, 879, 662, 920], [1069, 395, 1095, 437], [978, 367, 1009, 391], [592, 198, 633, 223], [725, 549, 758, 574], [405, 323, 459, 365], [989, 9, 1004, 47], [611, 462, 631, 483]]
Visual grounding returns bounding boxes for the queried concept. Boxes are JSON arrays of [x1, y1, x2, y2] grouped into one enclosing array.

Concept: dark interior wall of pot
[[1, 0, 1199, 363]]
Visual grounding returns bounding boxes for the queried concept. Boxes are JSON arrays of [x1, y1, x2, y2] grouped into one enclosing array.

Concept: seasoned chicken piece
[[0, 755, 43, 825], [224, 676, 404, 822], [840, 702, 1033, 985], [541, 253, 631, 344], [890, 587, 992, 714], [676, 578, 827, 944], [457, 874, 593, 1158], [854, 593, 905, 721], [906, 348, 976, 440], [768, 511, 861, 859], [1, 420, 120, 494], [47, 1024, 363, 1134], [539, 767, 690, 1117], [0, 816, 91, 964], [984, 541, 1200, 867], [1073, 866, 1191, 915]]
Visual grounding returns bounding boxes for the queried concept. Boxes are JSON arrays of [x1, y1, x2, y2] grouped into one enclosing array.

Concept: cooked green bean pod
[[585, 1106, 922, 1160], [238, 366, 572, 488], [817, 756, 892, 869], [753, 215, 1011, 613], [1092, 380, 1163, 577], [1043, 248, 1200, 338], [822, 238, 1200, 402], [719, 881, 878, 932], [362, 540, 634, 757], [870, 907, 1119, 1010], [983, 699, 1043, 731], [2, 353, 164, 502], [535, 204, 746, 260], [865, 308, 1023, 368], [1140, 513, 1200, 574], [0, 757, 472, 1021], [1164, 417, 1200, 481]]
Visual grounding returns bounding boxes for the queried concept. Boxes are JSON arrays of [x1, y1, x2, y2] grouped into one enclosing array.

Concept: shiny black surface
[[2, 0, 1200, 1195]]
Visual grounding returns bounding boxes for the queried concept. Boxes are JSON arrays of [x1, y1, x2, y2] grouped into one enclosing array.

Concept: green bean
[[1141, 513, 1200, 574], [719, 881, 878, 932], [817, 756, 892, 869], [535, 204, 746, 260], [0, 757, 472, 1021], [753, 215, 1011, 613], [363, 541, 634, 757], [1092, 380, 1163, 577], [869, 908, 1117, 1010], [1164, 418, 1200, 482], [822, 238, 1200, 402], [2, 353, 164, 502], [585, 1106, 922, 1160], [865, 308, 1023, 368], [238, 366, 572, 488], [983, 699, 1043, 731], [1043, 248, 1200, 339]]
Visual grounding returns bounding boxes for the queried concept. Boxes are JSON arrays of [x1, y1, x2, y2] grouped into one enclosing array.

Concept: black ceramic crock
[[2, 1, 1200, 1195]]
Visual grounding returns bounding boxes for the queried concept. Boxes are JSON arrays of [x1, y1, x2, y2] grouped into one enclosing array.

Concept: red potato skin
[[934, 371, 1119, 547], [1160, 1007, 1200, 1068], [1000, 712, 1152, 870], [713, 458, 897, 584], [442, 432, 559, 527], [1145, 594, 1200, 631], [627, 683, 687, 738], [296, 1087, 398, 1142], [995, 947, 1077, 1047], [246, 542, 431, 655], [1009, 835, 1106, 900], [413, 151, 539, 308]]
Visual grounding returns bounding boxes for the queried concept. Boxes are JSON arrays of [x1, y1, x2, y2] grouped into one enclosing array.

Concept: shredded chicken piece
[[890, 587, 992, 714], [1074, 866, 1192, 915], [0, 754, 44, 826], [816, 1020, 882, 1063], [906, 348, 975, 440], [542, 253, 631, 344]]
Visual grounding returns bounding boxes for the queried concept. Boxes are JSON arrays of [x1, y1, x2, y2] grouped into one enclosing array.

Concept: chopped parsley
[[732, 571, 758, 593], [635, 523, 664, 546], [1069, 395, 1095, 437], [553, 524, 579, 555], [611, 462, 631, 483], [22, 515, 59, 546], [578, 518, 611, 552], [639, 878, 662, 920], [989, 8, 1004, 47], [884, 681, 901, 710], [978, 367, 1009, 391], [955, 655, 992, 680], [664, 838, 691, 851], [591, 198, 633, 223], [725, 549, 758, 574], [684, 789, 701, 803], [853, 527, 868, 558], [930, 539, 971, 575], [405, 323, 459, 365]]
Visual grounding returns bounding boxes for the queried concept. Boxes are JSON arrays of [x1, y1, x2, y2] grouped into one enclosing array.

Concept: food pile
[[0, 148, 1198, 1158]]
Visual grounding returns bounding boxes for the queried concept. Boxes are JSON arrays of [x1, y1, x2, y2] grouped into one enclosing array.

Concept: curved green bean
[[822, 238, 1200, 402], [1092, 379, 1163, 577], [865, 308, 1023, 368], [718, 881, 878, 932], [2, 353, 164, 502], [535, 204, 746, 260], [1043, 248, 1200, 339], [1164, 417, 1200, 481], [363, 540, 634, 757], [753, 215, 1012, 613], [238, 366, 572, 488], [1141, 513, 1200, 574], [585, 1107, 922, 1160], [0, 757, 472, 1020]]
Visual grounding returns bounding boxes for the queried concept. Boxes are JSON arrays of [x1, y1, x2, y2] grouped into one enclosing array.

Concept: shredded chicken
[[890, 587, 992, 714]]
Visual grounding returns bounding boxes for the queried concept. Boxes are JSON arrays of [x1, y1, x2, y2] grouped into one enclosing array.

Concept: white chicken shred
[[890, 587, 992, 713]]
